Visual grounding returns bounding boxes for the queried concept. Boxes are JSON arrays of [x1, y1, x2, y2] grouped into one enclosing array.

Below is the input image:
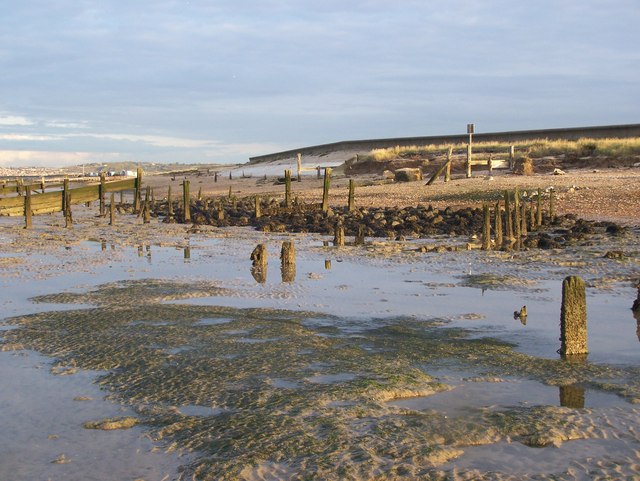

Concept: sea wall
[[248, 123, 640, 164]]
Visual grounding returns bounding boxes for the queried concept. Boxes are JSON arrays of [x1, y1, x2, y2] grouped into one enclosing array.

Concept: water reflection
[[559, 384, 585, 409], [251, 266, 267, 284], [281, 264, 295, 283], [183, 246, 191, 262], [324, 259, 332, 270]]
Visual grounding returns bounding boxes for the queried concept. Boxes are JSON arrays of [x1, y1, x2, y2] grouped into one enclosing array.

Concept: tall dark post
[[481, 203, 491, 250], [109, 193, 116, 226], [444, 146, 452, 183], [183, 180, 191, 223], [24, 186, 32, 229], [99, 172, 106, 216], [494, 202, 502, 247], [348, 179, 355, 212], [284, 169, 292, 208], [321, 168, 332, 213], [134, 168, 142, 213]]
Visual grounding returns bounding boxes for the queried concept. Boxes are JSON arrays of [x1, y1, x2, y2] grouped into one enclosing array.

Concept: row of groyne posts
[[0, 168, 145, 228]]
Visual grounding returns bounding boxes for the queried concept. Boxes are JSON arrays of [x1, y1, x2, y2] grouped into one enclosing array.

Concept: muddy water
[[1, 222, 639, 480]]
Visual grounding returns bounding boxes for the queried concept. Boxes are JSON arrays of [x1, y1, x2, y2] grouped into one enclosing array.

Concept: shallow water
[[1, 226, 639, 479]]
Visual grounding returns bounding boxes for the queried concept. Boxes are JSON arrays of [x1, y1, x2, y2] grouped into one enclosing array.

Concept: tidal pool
[[1, 225, 639, 480]]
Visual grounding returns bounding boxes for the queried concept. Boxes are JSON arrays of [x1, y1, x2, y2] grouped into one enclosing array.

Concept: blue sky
[[1, 0, 638, 167]]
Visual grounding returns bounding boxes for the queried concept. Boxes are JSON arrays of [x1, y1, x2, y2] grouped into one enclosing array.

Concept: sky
[[0, 0, 638, 167]]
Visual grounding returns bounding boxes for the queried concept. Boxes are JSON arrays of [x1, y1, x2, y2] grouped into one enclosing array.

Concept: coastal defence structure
[[248, 123, 640, 164]]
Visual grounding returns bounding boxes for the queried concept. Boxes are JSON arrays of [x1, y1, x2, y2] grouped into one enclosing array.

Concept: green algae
[[2, 279, 640, 480]]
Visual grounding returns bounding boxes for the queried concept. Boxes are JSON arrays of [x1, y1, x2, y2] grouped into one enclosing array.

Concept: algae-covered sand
[[1, 206, 640, 480]]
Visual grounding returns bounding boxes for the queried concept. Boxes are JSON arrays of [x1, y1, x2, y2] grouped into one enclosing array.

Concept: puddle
[[196, 317, 233, 326], [269, 378, 301, 389], [178, 405, 226, 417], [389, 379, 628, 416], [305, 373, 358, 384]]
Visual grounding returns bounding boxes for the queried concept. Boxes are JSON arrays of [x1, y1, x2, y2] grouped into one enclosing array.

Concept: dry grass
[[368, 137, 640, 161]]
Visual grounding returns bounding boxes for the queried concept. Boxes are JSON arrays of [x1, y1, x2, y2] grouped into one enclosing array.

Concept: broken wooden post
[[109, 193, 116, 226], [560, 276, 588, 356], [134, 168, 142, 213], [254, 195, 261, 218], [197, 186, 202, 201], [250, 243, 268, 283], [426, 160, 449, 185], [333, 222, 345, 247], [321, 168, 332, 213], [297, 153, 302, 182], [280, 240, 296, 283], [183, 180, 191, 223], [24, 186, 32, 229], [494, 202, 503, 247], [284, 169, 292, 208], [549, 189, 555, 223], [537, 188, 543, 227], [355, 225, 365, 246], [481, 203, 491, 250], [444, 146, 452, 183], [99, 172, 106, 216], [348, 179, 355, 212]]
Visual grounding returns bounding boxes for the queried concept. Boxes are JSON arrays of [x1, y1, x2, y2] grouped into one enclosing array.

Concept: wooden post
[[481, 203, 491, 250], [549, 189, 555, 223], [529, 202, 536, 231], [520, 202, 528, 236], [560, 276, 588, 356], [99, 172, 106, 216], [426, 160, 450, 185], [509, 145, 515, 170], [134, 168, 142, 213], [24, 187, 32, 229], [488, 154, 493, 175], [466, 143, 472, 178], [536, 188, 543, 227], [333, 222, 345, 247], [444, 146, 452, 183], [183, 180, 191, 223], [297, 153, 302, 182], [317, 166, 321, 179], [355, 225, 365, 246], [284, 169, 292, 208], [254, 195, 261, 218], [250, 244, 267, 267], [513, 188, 521, 239], [494, 202, 503, 247], [504, 191, 513, 241], [143, 186, 151, 224], [348, 179, 355, 212], [109, 193, 116, 226], [229, 171, 232, 180], [40, 176, 45, 193], [228, 185, 232, 199], [197, 187, 202, 201], [321, 168, 332, 213], [120, 190, 124, 206], [63, 178, 72, 228], [280, 241, 296, 283], [167, 186, 174, 220], [214, 172, 218, 183]]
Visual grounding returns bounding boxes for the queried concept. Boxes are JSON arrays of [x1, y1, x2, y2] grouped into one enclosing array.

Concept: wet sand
[[0, 181, 639, 480]]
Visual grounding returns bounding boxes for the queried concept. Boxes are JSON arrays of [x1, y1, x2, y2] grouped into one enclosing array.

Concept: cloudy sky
[[1, 1, 638, 167]]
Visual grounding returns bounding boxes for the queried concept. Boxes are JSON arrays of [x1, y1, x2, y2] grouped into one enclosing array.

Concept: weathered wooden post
[[321, 168, 332, 213], [504, 191, 514, 241], [325, 259, 332, 270], [426, 160, 450, 185], [284, 169, 292, 208], [280, 240, 296, 283], [197, 186, 202, 201], [297, 153, 302, 182], [529, 202, 536, 231], [494, 202, 503, 247], [143, 186, 151, 224], [254, 195, 261, 218], [24, 186, 32, 229], [134, 168, 142, 213], [520, 202, 528, 236], [109, 193, 116, 226], [99, 172, 106, 216], [229, 171, 233, 180], [167, 186, 174, 220], [120, 190, 124, 206], [488, 154, 493, 175], [549, 189, 555, 223], [334, 222, 345, 247], [514, 188, 521, 239], [250, 244, 268, 283], [40, 176, 45, 193], [560, 276, 588, 356], [228, 185, 232, 200], [537, 188, 543, 227], [355, 225, 365, 246], [348, 179, 355, 212], [63, 178, 72, 228], [444, 146, 452, 183], [466, 123, 474, 178], [316, 166, 321, 179], [183, 180, 191, 223], [481, 203, 491, 250], [509, 145, 515, 170], [214, 172, 218, 183]]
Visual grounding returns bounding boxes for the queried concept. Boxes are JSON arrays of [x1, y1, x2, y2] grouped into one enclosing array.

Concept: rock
[[394, 168, 423, 182], [383, 170, 395, 179], [553, 168, 566, 175]]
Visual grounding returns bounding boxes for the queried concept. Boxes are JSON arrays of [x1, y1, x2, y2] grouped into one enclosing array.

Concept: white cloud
[[0, 115, 34, 126], [0, 150, 95, 167]]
